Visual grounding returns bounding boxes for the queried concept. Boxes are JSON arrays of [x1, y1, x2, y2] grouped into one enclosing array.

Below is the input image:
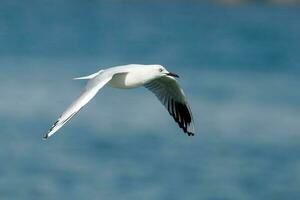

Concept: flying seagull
[[43, 64, 195, 139]]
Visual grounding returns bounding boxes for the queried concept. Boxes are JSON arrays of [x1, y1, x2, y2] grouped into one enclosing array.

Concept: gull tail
[[73, 70, 103, 80]]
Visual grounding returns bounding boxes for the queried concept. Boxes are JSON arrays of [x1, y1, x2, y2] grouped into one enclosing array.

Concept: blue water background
[[0, 1, 300, 199]]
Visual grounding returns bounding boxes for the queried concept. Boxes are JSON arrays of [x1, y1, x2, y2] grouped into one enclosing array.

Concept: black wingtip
[[187, 132, 195, 136], [42, 134, 48, 140]]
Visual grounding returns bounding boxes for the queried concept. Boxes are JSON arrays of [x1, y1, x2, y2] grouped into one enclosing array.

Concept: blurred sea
[[0, 1, 300, 199]]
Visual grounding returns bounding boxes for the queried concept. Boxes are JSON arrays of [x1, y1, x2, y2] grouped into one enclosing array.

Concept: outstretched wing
[[43, 71, 112, 139], [144, 76, 195, 136]]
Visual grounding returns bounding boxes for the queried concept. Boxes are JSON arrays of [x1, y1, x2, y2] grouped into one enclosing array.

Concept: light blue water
[[0, 1, 300, 200]]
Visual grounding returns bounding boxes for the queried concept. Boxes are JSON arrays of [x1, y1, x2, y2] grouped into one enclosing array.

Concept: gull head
[[152, 65, 179, 78]]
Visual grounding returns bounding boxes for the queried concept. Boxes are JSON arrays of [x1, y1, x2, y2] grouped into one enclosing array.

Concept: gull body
[[44, 64, 194, 139], [108, 64, 162, 88]]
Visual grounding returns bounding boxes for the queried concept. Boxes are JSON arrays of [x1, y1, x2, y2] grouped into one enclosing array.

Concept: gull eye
[[159, 68, 163, 72]]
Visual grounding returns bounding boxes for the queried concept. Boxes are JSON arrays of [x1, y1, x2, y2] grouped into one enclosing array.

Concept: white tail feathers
[[73, 70, 103, 80]]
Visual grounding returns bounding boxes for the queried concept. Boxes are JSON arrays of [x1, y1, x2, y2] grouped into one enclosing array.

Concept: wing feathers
[[44, 72, 112, 139], [145, 76, 195, 136]]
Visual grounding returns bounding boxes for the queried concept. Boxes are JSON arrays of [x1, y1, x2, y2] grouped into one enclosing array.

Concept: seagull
[[43, 64, 195, 139]]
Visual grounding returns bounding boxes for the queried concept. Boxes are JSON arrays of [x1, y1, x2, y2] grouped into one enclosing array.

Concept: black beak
[[166, 72, 179, 78]]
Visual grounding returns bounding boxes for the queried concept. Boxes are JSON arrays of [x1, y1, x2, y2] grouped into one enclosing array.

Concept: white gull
[[43, 64, 195, 139]]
